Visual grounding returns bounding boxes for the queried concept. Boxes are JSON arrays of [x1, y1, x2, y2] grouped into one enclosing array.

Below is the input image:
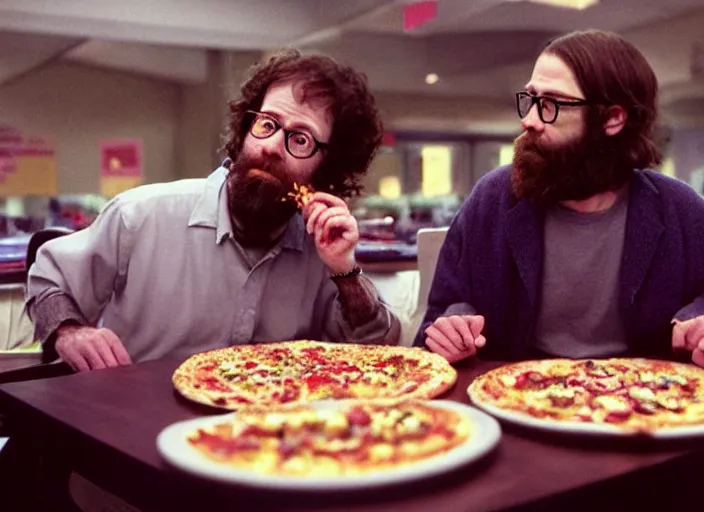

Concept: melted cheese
[[628, 386, 656, 402], [593, 395, 631, 413]]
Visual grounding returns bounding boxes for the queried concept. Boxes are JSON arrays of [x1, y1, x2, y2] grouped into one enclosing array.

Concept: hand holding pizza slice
[[302, 192, 359, 275]]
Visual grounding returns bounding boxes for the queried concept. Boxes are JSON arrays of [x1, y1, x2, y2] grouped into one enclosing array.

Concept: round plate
[[467, 383, 704, 439], [156, 400, 501, 490]]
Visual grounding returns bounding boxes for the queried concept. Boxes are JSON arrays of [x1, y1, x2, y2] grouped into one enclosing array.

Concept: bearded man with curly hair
[[26, 49, 401, 372]]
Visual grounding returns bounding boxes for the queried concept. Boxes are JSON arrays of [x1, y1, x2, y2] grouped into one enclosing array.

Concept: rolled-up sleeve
[[318, 275, 401, 345], [26, 197, 134, 342]]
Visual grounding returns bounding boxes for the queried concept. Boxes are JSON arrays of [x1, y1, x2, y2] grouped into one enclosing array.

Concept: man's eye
[[261, 119, 277, 130], [540, 99, 556, 113], [292, 134, 312, 147]]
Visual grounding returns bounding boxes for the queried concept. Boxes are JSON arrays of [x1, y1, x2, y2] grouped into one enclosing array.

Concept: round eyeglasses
[[515, 91, 590, 124], [247, 111, 329, 159]]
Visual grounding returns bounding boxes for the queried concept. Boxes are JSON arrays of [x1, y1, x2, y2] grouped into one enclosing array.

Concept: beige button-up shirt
[[27, 165, 399, 363]]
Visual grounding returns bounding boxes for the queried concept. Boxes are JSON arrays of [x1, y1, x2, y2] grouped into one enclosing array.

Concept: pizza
[[186, 399, 471, 477], [173, 340, 457, 410], [283, 182, 315, 209], [468, 358, 704, 434]]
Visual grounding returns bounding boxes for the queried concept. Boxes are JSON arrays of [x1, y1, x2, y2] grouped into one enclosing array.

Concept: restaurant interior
[[1, 0, 704, 510]]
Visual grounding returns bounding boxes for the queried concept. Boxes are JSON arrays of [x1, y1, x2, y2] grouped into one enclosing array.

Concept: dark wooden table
[[0, 358, 702, 512], [0, 356, 42, 374]]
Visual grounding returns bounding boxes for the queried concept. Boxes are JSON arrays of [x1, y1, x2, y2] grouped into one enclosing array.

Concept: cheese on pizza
[[187, 400, 471, 476]]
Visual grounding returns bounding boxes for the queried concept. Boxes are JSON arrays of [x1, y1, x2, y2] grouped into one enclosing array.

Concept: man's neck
[[560, 190, 620, 214]]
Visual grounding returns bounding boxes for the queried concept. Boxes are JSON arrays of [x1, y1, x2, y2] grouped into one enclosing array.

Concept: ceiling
[[1, 0, 704, 133]]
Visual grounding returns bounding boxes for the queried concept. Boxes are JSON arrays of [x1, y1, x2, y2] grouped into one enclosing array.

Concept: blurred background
[[1, 0, 703, 261]]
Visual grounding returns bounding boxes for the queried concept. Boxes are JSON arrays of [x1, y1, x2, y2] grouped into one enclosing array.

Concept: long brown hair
[[544, 29, 662, 169], [222, 49, 382, 198]]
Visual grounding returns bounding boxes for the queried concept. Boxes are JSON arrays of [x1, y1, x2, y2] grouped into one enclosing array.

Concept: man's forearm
[[332, 274, 382, 328]]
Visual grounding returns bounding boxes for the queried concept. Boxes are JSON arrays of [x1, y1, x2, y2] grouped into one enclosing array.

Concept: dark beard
[[226, 154, 298, 247], [512, 114, 634, 206]]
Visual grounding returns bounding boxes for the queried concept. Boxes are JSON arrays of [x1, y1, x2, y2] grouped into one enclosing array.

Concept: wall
[[0, 61, 181, 194], [175, 50, 262, 180]]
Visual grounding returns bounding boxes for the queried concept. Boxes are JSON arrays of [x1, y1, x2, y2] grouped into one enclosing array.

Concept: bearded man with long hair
[[415, 30, 704, 368]]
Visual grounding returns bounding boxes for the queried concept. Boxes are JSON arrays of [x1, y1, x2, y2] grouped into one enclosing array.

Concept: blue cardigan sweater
[[414, 166, 704, 361]]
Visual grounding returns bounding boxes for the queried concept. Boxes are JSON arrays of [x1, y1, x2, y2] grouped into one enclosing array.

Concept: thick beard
[[226, 153, 299, 247], [512, 114, 634, 206]]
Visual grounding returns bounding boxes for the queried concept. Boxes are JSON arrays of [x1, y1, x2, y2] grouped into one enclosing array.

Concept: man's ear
[[603, 105, 627, 136]]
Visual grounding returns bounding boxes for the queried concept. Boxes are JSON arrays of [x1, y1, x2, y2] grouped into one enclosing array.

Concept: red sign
[[100, 139, 142, 177], [382, 131, 397, 148], [403, 1, 439, 32]]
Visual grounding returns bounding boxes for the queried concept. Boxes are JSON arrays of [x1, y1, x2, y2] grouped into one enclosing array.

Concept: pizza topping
[[470, 358, 704, 432], [174, 341, 457, 411], [628, 386, 656, 402], [547, 388, 576, 408], [284, 182, 315, 209], [346, 406, 372, 426], [655, 396, 684, 412], [187, 401, 470, 476]]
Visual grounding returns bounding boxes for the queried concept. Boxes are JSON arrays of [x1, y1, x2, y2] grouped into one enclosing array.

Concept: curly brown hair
[[222, 49, 383, 198]]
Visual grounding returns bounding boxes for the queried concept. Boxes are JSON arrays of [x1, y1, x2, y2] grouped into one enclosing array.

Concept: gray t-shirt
[[534, 189, 629, 358]]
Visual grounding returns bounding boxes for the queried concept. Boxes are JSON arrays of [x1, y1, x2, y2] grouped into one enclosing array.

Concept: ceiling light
[[527, 0, 599, 10], [425, 73, 440, 85]]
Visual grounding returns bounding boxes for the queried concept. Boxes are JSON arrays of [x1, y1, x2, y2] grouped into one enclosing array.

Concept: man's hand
[[303, 192, 358, 274], [672, 316, 704, 367], [424, 315, 486, 363], [55, 324, 132, 372]]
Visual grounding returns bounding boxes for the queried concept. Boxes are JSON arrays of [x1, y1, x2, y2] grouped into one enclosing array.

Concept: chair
[[402, 227, 449, 346], [25, 227, 74, 270]]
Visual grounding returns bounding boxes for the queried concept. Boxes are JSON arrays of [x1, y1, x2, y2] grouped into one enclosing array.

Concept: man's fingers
[[692, 348, 704, 368], [429, 320, 465, 352], [685, 321, 704, 351], [672, 318, 704, 352], [424, 325, 459, 354], [448, 316, 474, 346], [305, 204, 326, 234], [474, 335, 487, 348], [308, 192, 346, 209], [65, 352, 90, 373], [425, 337, 453, 360], [93, 340, 120, 368], [102, 329, 132, 365], [672, 321, 686, 350], [318, 216, 357, 245], [312, 207, 349, 231], [426, 337, 473, 363], [467, 315, 486, 339], [79, 344, 107, 371]]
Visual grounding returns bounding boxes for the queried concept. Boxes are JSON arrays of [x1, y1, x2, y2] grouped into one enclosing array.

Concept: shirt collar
[[188, 159, 305, 251], [187, 161, 232, 244]]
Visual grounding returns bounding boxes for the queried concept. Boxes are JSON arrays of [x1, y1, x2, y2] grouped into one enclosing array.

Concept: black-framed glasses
[[246, 110, 329, 159], [515, 91, 590, 124]]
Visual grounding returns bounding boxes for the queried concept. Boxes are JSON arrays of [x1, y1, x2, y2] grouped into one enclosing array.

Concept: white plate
[[156, 400, 501, 490], [467, 388, 704, 439]]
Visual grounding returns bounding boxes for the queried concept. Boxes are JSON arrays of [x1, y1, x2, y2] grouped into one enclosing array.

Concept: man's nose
[[258, 130, 287, 158], [520, 104, 545, 133]]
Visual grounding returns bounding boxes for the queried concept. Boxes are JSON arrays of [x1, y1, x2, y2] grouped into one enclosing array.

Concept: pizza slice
[[283, 182, 315, 209]]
